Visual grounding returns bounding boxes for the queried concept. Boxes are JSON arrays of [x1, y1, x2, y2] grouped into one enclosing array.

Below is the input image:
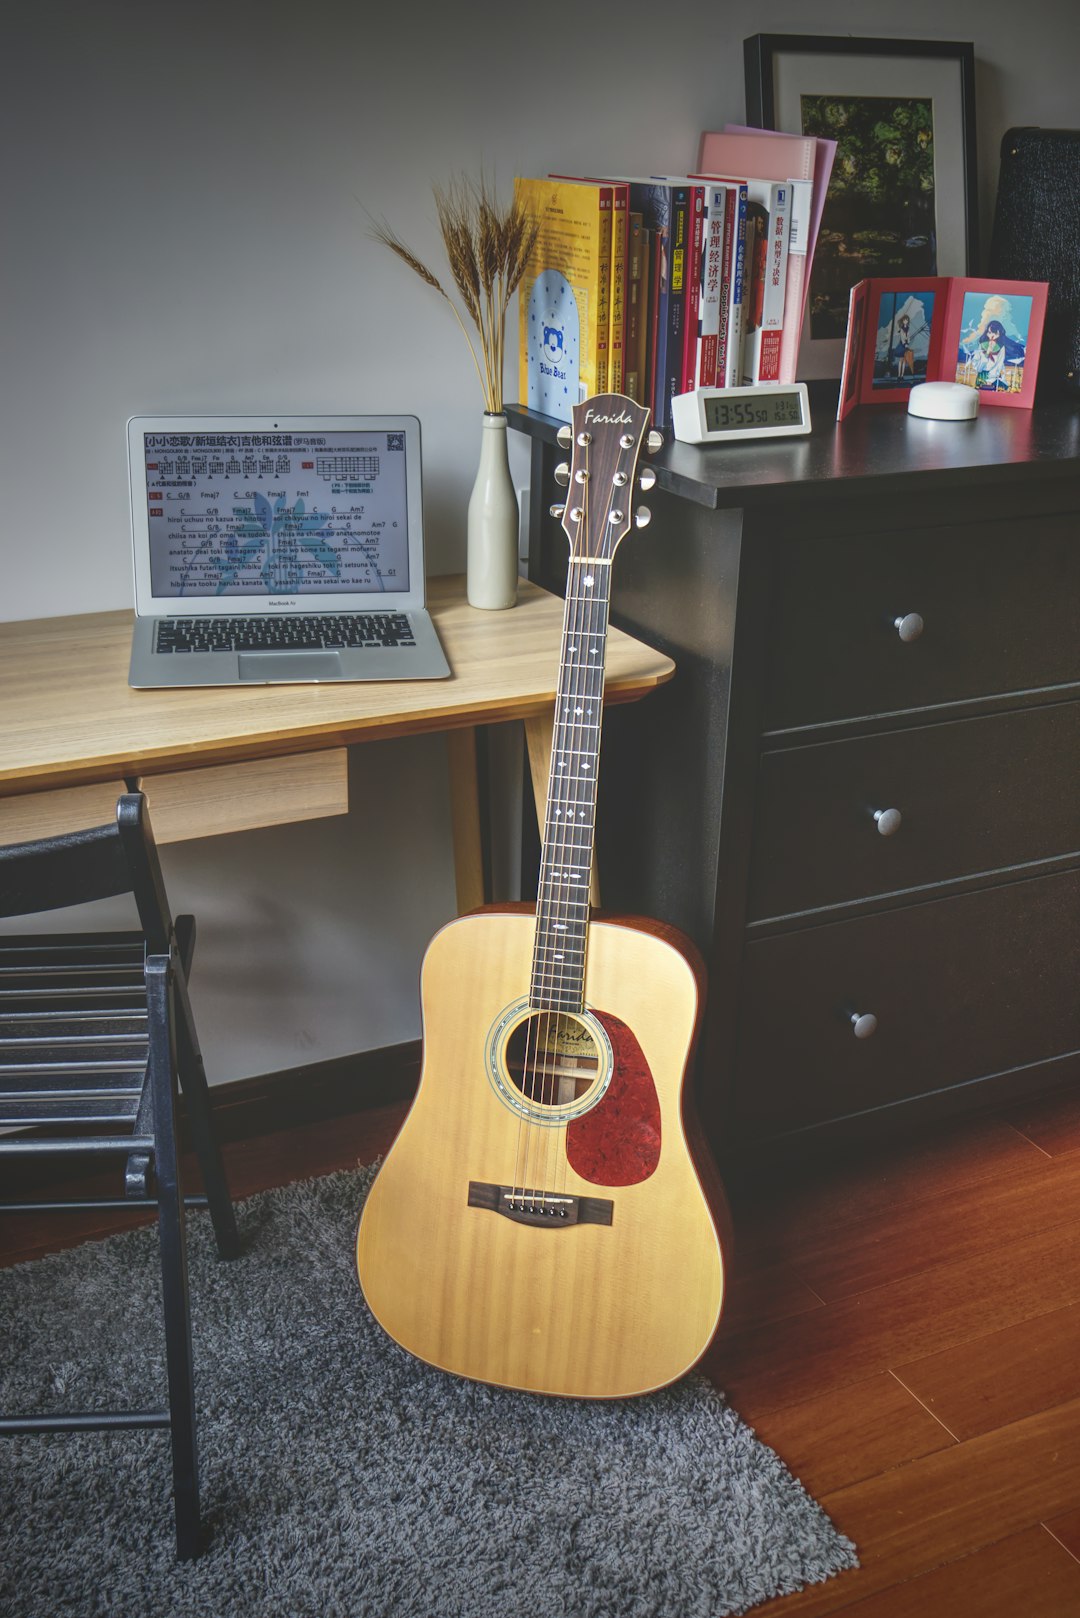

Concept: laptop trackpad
[[238, 652, 343, 683]]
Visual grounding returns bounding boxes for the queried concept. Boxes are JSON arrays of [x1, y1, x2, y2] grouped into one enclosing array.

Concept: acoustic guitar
[[356, 395, 727, 1398]]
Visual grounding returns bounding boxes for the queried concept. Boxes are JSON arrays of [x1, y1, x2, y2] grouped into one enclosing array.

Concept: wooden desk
[[0, 576, 674, 911]]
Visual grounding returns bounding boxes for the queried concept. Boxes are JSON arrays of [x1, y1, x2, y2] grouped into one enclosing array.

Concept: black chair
[[0, 792, 239, 1559]]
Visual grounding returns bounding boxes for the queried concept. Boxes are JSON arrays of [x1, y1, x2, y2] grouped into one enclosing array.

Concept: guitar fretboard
[[530, 558, 612, 1012]]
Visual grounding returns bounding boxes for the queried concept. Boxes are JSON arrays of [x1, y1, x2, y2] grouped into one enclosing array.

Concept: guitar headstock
[[550, 394, 661, 565]]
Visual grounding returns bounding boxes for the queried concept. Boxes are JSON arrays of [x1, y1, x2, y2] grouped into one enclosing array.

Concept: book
[[694, 184, 729, 387], [645, 215, 665, 409], [749, 180, 791, 383], [625, 213, 648, 403], [711, 125, 837, 383], [836, 275, 1049, 420], [516, 177, 613, 421], [660, 182, 691, 428], [680, 183, 706, 393], [608, 183, 629, 395]]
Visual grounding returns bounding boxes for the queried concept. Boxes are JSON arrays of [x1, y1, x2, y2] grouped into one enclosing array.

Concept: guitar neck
[[530, 558, 613, 1013], [526, 390, 657, 1012]]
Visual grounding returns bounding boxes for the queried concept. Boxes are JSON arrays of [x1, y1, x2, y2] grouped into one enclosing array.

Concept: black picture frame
[[744, 33, 979, 378]]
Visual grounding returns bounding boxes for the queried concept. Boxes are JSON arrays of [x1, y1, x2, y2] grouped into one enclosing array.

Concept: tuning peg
[[549, 503, 566, 519], [645, 430, 664, 454], [556, 424, 573, 449], [634, 506, 652, 529], [553, 461, 571, 486], [638, 465, 657, 491]]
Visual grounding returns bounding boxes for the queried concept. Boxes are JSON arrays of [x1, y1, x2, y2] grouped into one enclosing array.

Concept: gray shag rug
[[0, 1165, 856, 1618]]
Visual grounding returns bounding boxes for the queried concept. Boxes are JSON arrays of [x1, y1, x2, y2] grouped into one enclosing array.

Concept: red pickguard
[[565, 1010, 661, 1186]]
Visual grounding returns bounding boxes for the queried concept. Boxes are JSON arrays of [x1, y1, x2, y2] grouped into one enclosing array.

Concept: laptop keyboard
[[155, 613, 416, 654]]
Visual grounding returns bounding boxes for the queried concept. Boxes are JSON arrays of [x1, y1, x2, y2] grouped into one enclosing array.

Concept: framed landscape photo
[[744, 34, 978, 378]]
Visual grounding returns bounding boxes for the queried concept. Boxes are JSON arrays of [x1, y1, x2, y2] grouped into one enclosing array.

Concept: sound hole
[[505, 1012, 601, 1111]]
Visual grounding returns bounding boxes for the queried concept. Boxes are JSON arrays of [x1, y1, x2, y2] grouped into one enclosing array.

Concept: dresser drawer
[[747, 700, 1080, 921], [762, 517, 1080, 732], [734, 867, 1080, 1139]]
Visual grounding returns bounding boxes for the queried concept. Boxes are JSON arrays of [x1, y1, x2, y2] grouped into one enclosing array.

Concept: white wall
[[2, 0, 1075, 1080]]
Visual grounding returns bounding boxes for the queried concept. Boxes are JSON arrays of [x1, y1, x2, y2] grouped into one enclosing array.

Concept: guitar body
[[356, 906, 726, 1399]]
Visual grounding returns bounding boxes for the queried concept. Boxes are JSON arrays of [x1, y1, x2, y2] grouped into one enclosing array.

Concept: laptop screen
[[138, 426, 412, 599]]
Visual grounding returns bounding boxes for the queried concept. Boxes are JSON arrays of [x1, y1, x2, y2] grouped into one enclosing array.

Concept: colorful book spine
[[755, 182, 791, 382], [515, 176, 614, 423], [645, 220, 664, 411], [722, 182, 748, 388], [625, 212, 647, 403], [679, 184, 706, 394], [660, 183, 690, 428], [607, 183, 629, 396], [695, 185, 728, 388], [595, 186, 613, 394]]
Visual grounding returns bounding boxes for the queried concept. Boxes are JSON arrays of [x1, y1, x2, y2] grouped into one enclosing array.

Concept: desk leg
[[524, 710, 601, 908], [446, 728, 486, 915]]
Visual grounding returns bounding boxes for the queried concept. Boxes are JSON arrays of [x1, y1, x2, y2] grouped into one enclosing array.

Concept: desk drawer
[[0, 782, 129, 845], [137, 750, 348, 843], [747, 700, 1080, 921], [734, 866, 1080, 1139], [762, 517, 1080, 732]]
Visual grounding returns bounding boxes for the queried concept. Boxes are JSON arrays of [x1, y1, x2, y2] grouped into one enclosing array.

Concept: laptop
[[127, 413, 451, 687]]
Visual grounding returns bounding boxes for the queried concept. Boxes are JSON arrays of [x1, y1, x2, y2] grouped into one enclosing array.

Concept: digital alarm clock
[[670, 383, 812, 444]]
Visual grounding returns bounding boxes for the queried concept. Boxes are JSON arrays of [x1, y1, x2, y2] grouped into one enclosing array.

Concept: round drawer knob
[[873, 807, 903, 837], [850, 1011, 878, 1040], [894, 612, 924, 643]]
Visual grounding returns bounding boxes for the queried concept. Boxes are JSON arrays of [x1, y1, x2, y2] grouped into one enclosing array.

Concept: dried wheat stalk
[[369, 177, 539, 413]]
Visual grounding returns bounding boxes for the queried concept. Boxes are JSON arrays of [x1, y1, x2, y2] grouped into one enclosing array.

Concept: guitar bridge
[[467, 1181, 613, 1228]]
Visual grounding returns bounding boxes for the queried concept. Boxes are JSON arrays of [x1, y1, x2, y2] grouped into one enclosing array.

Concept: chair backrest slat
[[0, 827, 132, 919], [0, 797, 173, 952]]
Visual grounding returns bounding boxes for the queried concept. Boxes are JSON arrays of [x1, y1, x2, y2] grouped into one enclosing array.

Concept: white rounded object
[[907, 381, 980, 420]]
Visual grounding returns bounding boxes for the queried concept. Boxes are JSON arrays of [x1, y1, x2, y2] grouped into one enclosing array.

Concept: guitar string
[[538, 447, 596, 1213], [547, 556, 597, 1209], [553, 512, 614, 1216], [542, 549, 591, 1210], [514, 442, 592, 1213], [532, 440, 596, 1213]]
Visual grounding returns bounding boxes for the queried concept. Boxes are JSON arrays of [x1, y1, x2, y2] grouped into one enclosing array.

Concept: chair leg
[[146, 956, 202, 1561], [172, 955, 240, 1261]]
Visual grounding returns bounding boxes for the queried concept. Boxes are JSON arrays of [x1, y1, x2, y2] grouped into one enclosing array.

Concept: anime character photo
[[872, 289, 934, 389], [891, 311, 914, 379], [956, 293, 1030, 393]]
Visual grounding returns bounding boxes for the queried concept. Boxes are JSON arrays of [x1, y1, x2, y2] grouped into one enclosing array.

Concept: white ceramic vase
[[467, 413, 519, 610]]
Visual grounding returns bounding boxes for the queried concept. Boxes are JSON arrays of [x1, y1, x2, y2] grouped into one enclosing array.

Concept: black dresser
[[508, 394, 1080, 1167]]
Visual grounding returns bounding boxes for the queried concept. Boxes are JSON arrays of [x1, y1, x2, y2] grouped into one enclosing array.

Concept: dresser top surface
[[508, 392, 1080, 511]]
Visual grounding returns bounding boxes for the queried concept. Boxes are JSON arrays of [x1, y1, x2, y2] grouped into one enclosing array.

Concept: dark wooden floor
[[6, 1085, 1080, 1615]]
